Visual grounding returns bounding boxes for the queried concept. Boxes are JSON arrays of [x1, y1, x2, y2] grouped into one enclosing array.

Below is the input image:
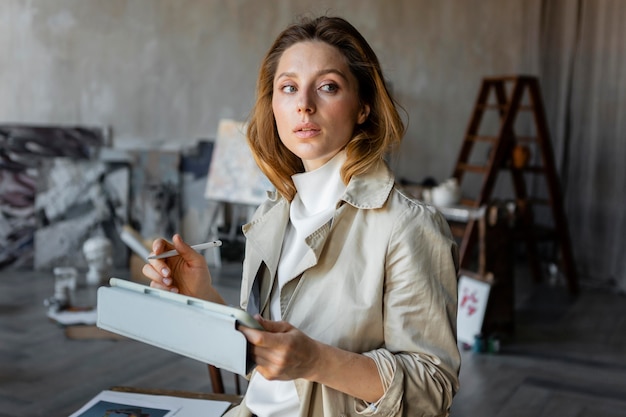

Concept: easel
[[451, 75, 578, 295], [203, 119, 272, 268], [204, 201, 256, 268]]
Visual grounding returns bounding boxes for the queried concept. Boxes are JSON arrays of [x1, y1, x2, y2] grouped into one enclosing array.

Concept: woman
[[144, 15, 460, 417]]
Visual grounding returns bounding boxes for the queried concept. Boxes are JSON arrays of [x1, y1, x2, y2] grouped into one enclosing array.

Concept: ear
[[357, 104, 370, 125]]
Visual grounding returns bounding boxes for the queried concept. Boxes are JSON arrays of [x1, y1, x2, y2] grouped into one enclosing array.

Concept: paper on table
[[68, 390, 231, 417]]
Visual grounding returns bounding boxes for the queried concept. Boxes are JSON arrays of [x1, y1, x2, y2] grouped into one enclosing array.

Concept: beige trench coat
[[226, 161, 460, 417]]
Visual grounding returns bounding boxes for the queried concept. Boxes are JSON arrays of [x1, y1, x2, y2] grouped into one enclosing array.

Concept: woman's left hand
[[238, 315, 321, 381], [239, 315, 383, 402]]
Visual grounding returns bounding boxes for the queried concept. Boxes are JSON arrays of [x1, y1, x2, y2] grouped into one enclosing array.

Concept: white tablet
[[108, 277, 262, 330], [97, 277, 261, 375]]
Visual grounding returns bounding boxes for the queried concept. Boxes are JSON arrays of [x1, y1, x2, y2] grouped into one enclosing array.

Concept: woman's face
[[272, 41, 369, 172]]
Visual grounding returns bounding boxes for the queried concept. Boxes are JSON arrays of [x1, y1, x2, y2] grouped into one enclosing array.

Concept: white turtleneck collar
[[291, 150, 347, 216]]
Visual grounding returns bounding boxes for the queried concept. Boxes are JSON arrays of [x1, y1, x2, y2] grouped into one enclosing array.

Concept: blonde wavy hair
[[247, 16, 405, 201]]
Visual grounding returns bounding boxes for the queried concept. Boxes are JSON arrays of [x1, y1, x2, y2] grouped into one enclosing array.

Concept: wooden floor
[[452, 279, 626, 417], [1, 262, 626, 417]]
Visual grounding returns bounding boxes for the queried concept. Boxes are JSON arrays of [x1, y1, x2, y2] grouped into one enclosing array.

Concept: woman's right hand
[[142, 234, 225, 304]]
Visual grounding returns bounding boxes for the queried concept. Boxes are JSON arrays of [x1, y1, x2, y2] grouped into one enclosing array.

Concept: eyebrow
[[275, 68, 350, 82]]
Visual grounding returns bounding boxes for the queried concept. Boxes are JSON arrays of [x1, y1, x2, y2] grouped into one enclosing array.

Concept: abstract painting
[[0, 124, 106, 269], [34, 158, 129, 270]]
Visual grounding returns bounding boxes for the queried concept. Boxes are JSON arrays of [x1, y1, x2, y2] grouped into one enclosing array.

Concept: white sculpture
[[431, 178, 462, 207], [82, 236, 113, 286], [49, 266, 78, 308]]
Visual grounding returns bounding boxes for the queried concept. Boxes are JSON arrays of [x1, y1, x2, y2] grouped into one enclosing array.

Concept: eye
[[280, 84, 297, 94], [319, 83, 339, 93]]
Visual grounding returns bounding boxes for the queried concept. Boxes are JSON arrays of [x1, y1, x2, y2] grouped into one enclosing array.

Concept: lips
[[294, 123, 321, 138]]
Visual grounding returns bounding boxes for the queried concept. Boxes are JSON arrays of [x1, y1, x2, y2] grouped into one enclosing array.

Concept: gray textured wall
[[1, 0, 540, 183]]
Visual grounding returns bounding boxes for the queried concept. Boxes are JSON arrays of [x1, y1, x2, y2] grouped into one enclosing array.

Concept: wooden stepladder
[[451, 75, 578, 295]]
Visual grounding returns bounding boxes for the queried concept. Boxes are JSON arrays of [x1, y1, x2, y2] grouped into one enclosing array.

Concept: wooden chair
[[208, 364, 243, 395]]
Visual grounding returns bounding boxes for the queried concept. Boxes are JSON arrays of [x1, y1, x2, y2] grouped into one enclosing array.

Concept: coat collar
[[341, 159, 395, 210], [243, 159, 395, 247]]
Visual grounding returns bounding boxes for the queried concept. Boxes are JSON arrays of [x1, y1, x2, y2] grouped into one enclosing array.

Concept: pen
[[147, 240, 222, 260]]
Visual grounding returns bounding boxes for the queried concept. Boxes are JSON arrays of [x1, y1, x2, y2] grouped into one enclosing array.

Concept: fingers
[[172, 234, 193, 255], [171, 234, 209, 267], [141, 262, 178, 292], [242, 329, 287, 379], [239, 317, 315, 380], [239, 316, 281, 350], [148, 237, 173, 274], [151, 237, 168, 253], [143, 234, 215, 297], [256, 316, 290, 332], [238, 326, 264, 346], [238, 316, 289, 343], [143, 237, 178, 292]]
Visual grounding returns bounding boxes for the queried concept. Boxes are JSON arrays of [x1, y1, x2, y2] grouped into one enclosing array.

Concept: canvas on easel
[[202, 120, 272, 265], [204, 119, 272, 206]]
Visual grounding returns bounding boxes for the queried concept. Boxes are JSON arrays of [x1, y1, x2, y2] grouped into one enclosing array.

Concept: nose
[[297, 91, 315, 114]]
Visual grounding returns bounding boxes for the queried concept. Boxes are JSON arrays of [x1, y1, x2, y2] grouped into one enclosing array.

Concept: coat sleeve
[[358, 203, 461, 417]]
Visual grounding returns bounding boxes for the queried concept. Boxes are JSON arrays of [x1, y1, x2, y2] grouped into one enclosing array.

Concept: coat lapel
[[240, 198, 289, 313]]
